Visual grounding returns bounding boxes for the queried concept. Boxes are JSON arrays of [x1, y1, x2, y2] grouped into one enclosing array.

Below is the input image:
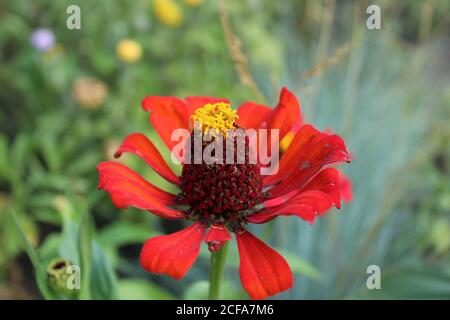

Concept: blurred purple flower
[[30, 28, 55, 51]]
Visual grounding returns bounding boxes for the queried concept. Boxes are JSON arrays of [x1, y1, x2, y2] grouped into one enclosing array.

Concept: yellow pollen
[[191, 102, 238, 136]]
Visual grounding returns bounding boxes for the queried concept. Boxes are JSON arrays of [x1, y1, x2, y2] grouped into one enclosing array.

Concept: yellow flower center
[[191, 102, 238, 137]]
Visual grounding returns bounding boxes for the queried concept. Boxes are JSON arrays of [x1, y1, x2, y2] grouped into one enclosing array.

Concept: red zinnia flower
[[97, 87, 351, 299]]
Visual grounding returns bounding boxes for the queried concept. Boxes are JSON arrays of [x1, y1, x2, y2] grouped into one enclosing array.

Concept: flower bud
[[46, 258, 78, 298]]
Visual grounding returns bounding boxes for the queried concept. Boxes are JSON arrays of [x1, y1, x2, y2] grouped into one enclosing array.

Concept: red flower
[[97, 87, 351, 300]]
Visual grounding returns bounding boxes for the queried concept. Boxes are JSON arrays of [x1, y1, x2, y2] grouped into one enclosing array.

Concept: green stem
[[208, 242, 229, 300]]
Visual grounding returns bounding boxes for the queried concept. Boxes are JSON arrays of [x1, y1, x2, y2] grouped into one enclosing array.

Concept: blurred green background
[[0, 0, 449, 299]]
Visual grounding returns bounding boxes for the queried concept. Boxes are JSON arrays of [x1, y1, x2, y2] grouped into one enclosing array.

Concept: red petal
[[97, 161, 183, 219], [262, 190, 298, 208], [303, 168, 341, 209], [114, 133, 180, 185], [339, 171, 353, 202], [249, 190, 333, 224], [140, 223, 205, 279], [260, 168, 348, 222], [205, 224, 232, 242], [204, 224, 232, 252], [236, 102, 272, 129], [264, 124, 323, 186], [141, 96, 191, 152], [266, 133, 350, 198], [244, 88, 303, 162], [266, 87, 302, 139], [236, 229, 293, 300]]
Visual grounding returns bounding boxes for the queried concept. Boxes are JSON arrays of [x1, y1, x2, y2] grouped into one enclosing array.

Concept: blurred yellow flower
[[72, 77, 108, 109], [116, 39, 142, 63], [184, 0, 203, 6], [153, 0, 183, 27]]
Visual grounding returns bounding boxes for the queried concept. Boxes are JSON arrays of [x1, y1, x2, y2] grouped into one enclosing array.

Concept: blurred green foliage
[[0, 0, 449, 299]]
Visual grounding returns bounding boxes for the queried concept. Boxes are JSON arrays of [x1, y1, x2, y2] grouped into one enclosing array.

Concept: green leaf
[[66, 151, 101, 175], [98, 221, 157, 249], [183, 281, 209, 300], [429, 218, 450, 255], [57, 199, 118, 299], [39, 135, 61, 171], [10, 133, 31, 181], [200, 245, 324, 282], [358, 265, 450, 299], [89, 241, 119, 299], [0, 134, 9, 180], [39, 233, 61, 260], [10, 210, 58, 300], [183, 280, 243, 300], [117, 279, 175, 300], [78, 211, 92, 300], [59, 218, 81, 265], [277, 249, 325, 282]]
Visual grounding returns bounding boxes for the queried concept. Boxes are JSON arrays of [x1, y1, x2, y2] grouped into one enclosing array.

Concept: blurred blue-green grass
[[0, 0, 449, 299]]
